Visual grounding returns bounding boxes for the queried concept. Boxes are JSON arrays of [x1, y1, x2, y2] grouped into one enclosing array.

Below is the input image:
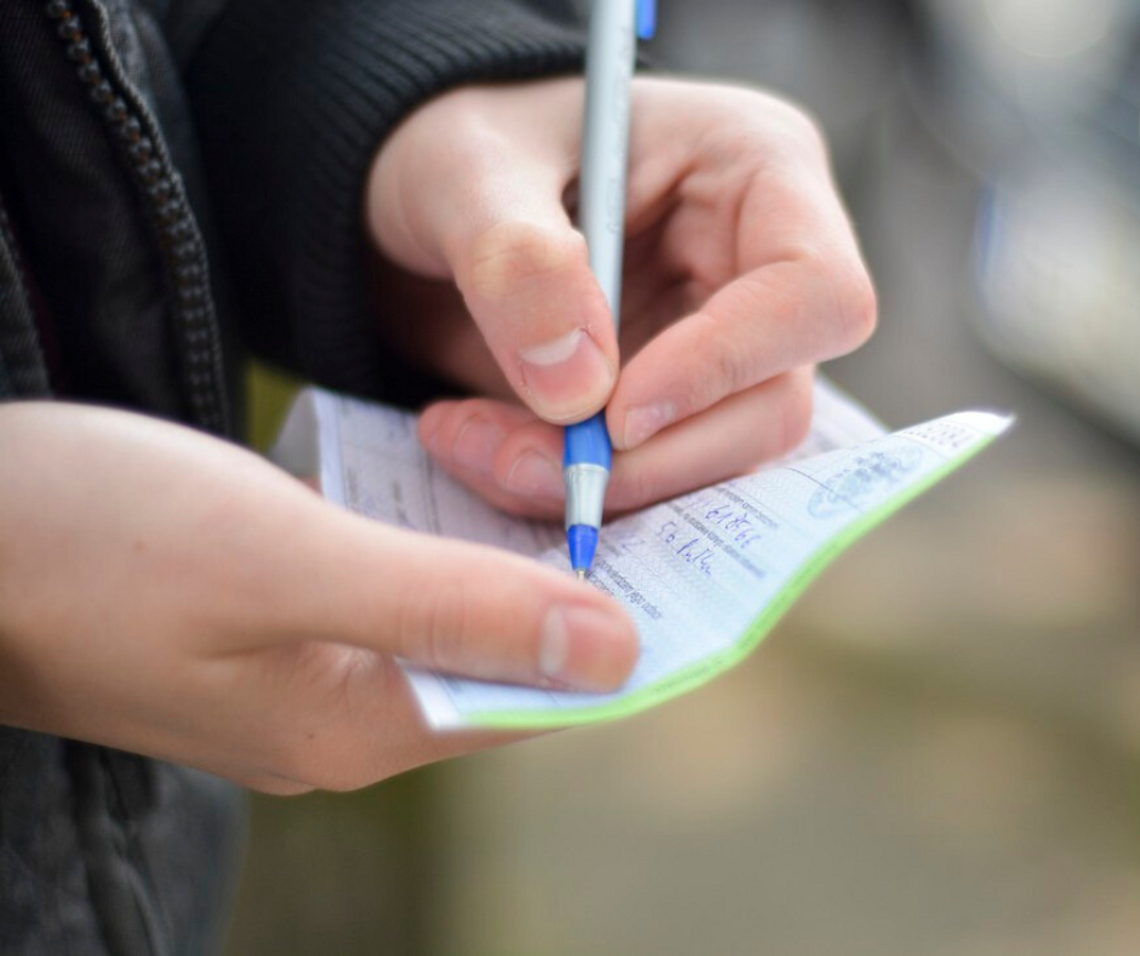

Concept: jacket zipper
[[40, 0, 231, 435]]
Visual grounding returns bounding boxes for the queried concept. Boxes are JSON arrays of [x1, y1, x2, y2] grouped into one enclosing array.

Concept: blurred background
[[227, 1, 1140, 953]]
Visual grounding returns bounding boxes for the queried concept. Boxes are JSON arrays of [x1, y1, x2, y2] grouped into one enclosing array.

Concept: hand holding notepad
[[273, 382, 1010, 730]]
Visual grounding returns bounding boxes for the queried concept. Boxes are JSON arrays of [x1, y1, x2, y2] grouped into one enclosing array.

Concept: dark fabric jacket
[[0, 1, 585, 952]]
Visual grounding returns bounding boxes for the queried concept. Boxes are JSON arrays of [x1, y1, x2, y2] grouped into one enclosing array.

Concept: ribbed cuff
[[186, 0, 587, 403]]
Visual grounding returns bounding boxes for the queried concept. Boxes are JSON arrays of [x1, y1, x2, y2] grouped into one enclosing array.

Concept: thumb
[[441, 167, 620, 425], [327, 520, 639, 692], [367, 81, 618, 424], [451, 217, 618, 424]]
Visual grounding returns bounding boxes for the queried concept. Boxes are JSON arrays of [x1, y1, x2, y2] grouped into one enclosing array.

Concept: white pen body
[[579, 0, 637, 325]]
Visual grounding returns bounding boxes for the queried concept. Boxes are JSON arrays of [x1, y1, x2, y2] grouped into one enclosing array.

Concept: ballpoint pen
[[564, 0, 655, 580]]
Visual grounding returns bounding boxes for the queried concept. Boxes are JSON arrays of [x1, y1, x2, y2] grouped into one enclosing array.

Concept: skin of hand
[[366, 76, 876, 519], [0, 403, 637, 794]]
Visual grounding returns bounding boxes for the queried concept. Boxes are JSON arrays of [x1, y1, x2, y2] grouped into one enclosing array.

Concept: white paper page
[[272, 380, 885, 554], [404, 409, 1010, 728], [274, 388, 562, 557], [272, 384, 1007, 730]]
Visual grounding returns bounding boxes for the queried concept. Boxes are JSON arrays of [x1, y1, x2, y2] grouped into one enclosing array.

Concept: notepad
[[272, 382, 1011, 730]]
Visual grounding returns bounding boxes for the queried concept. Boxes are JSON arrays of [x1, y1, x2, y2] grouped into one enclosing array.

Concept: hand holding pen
[[563, 0, 648, 578], [371, 6, 877, 549]]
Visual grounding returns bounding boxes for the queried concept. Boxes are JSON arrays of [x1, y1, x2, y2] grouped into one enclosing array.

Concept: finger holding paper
[[418, 367, 814, 520], [0, 403, 636, 794]]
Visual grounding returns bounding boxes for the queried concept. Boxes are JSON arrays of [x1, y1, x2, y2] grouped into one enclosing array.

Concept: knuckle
[[681, 316, 745, 413], [677, 371, 716, 422], [804, 255, 877, 357], [711, 125, 769, 167], [465, 222, 585, 301], [720, 89, 827, 165], [835, 266, 878, 349], [414, 99, 496, 175], [744, 90, 828, 163], [778, 101, 828, 159], [710, 341, 747, 399], [778, 373, 814, 455]]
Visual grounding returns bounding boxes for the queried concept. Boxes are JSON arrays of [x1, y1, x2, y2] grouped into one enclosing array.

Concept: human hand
[[0, 403, 636, 793], [366, 76, 875, 518]]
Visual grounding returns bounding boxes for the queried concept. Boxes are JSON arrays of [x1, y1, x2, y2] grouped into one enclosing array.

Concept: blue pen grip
[[563, 412, 612, 470]]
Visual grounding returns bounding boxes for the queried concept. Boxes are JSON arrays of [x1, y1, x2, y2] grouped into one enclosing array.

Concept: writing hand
[[367, 76, 875, 517]]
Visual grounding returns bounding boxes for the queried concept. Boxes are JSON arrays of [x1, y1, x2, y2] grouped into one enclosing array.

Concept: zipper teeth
[[41, 0, 230, 435]]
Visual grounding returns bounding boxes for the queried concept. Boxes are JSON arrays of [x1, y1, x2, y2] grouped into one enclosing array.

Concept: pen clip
[[637, 0, 657, 40]]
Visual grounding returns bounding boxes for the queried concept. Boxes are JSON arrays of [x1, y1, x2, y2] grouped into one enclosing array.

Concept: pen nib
[[575, 569, 587, 582]]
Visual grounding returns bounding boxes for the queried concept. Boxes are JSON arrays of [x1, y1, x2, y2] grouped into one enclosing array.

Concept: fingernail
[[519, 329, 614, 422], [622, 401, 676, 449], [451, 418, 504, 475], [504, 450, 563, 497], [540, 605, 638, 692]]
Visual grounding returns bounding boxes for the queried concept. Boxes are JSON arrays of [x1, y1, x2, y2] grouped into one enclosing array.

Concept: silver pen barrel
[[563, 462, 610, 530], [580, 0, 637, 325]]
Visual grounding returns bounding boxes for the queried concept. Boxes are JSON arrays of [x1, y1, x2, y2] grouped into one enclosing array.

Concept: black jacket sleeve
[[185, 0, 587, 402]]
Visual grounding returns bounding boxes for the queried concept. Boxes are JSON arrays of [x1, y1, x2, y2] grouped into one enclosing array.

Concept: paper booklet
[[271, 381, 1011, 731]]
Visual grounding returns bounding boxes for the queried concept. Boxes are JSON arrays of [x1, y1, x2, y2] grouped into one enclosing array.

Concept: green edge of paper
[[465, 432, 1001, 730]]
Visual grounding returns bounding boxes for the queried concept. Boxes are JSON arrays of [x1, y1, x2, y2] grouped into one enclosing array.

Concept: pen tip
[[576, 569, 587, 582]]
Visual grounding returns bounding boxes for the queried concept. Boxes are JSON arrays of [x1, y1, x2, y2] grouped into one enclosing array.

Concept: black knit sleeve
[[184, 0, 587, 403]]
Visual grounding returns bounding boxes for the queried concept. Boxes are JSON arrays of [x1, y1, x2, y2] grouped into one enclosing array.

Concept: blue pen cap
[[637, 0, 657, 40], [563, 412, 612, 470]]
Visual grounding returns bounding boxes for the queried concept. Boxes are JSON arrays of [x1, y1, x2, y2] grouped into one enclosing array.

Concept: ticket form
[[273, 383, 1011, 730]]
